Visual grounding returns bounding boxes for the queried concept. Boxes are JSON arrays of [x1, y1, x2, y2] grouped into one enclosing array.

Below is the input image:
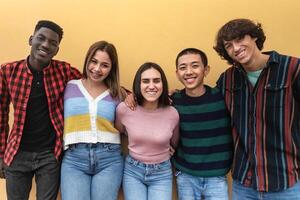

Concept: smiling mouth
[[184, 77, 196, 83], [38, 49, 50, 56], [88, 70, 103, 78], [90, 74, 102, 79], [146, 91, 158, 95], [235, 49, 245, 58]]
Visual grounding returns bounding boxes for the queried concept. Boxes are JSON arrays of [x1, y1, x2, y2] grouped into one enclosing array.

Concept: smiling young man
[[214, 18, 300, 200], [172, 48, 232, 200], [0, 20, 81, 200]]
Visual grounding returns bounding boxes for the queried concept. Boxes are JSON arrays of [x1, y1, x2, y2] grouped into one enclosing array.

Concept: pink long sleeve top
[[116, 102, 179, 164]]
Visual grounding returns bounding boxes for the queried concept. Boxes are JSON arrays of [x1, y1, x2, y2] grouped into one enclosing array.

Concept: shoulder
[[205, 86, 226, 105], [267, 51, 300, 65], [164, 106, 180, 120], [170, 89, 185, 105], [171, 89, 183, 99], [218, 66, 236, 78], [64, 80, 81, 97], [66, 79, 80, 89], [1, 59, 26, 71], [208, 86, 222, 96], [51, 59, 71, 68], [116, 102, 130, 114]]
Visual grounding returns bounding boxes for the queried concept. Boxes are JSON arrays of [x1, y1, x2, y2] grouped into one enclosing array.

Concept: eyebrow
[[178, 61, 200, 66], [37, 33, 59, 44], [91, 58, 111, 64], [141, 77, 161, 80]]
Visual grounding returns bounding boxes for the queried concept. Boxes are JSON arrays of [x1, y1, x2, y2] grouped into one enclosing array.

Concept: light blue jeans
[[60, 143, 124, 200], [175, 171, 229, 200], [232, 180, 300, 200], [123, 155, 173, 200]]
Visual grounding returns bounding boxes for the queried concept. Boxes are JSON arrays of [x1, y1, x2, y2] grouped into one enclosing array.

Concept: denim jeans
[[175, 171, 229, 200], [4, 150, 60, 200], [123, 155, 173, 200], [232, 180, 300, 200], [60, 143, 124, 200]]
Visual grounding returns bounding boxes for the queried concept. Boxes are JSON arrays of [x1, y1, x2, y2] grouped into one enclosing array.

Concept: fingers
[[169, 146, 175, 156], [124, 93, 137, 111]]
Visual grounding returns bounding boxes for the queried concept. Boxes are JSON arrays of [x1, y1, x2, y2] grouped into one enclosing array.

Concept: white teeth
[[185, 77, 196, 84], [236, 49, 245, 57], [146, 91, 157, 95], [39, 49, 48, 55]]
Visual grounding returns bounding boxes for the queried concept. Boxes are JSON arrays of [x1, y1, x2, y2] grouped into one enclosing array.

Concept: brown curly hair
[[213, 18, 266, 65]]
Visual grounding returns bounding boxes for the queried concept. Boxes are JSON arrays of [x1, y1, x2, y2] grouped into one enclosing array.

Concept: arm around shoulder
[[115, 102, 126, 133], [170, 107, 180, 148], [68, 65, 82, 81]]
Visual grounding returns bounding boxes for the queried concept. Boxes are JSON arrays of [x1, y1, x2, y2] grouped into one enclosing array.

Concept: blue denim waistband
[[69, 142, 120, 149], [126, 155, 170, 169]]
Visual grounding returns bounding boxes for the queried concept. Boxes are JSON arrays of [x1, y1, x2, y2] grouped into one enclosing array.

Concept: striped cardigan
[[63, 80, 120, 149]]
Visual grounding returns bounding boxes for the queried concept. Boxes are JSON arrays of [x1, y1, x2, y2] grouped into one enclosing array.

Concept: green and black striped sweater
[[172, 85, 233, 177]]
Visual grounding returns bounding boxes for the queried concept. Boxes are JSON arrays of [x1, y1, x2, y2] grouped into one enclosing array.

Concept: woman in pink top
[[116, 62, 179, 200]]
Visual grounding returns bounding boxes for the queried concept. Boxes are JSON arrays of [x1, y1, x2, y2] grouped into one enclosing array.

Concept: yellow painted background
[[0, 0, 299, 199]]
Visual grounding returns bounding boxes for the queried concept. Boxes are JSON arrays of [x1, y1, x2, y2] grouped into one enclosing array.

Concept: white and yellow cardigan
[[63, 80, 120, 150]]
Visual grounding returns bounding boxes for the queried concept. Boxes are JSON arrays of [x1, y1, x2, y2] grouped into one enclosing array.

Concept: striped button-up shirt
[[217, 51, 300, 192], [0, 58, 81, 166]]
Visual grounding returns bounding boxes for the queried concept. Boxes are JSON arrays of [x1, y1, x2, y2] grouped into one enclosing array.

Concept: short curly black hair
[[213, 18, 266, 65], [34, 20, 63, 42]]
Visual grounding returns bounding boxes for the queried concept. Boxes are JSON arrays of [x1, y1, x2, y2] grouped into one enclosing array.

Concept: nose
[[148, 81, 155, 89], [41, 40, 50, 50], [93, 64, 102, 72], [186, 66, 193, 75], [232, 42, 240, 52]]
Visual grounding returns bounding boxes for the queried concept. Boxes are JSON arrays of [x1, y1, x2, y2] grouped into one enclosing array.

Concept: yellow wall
[[1, 0, 299, 199]]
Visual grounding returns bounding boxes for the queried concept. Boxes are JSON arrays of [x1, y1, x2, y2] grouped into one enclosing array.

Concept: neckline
[[75, 79, 109, 101]]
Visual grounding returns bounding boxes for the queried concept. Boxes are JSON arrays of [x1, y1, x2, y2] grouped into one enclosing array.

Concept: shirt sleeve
[[68, 66, 82, 81], [0, 65, 10, 158], [216, 72, 225, 96], [292, 60, 300, 101]]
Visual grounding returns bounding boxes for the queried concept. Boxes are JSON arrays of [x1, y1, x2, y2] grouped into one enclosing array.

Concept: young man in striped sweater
[[172, 48, 233, 200]]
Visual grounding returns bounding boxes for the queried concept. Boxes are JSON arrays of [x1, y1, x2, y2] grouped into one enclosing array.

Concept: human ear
[[29, 36, 33, 46], [204, 65, 210, 77]]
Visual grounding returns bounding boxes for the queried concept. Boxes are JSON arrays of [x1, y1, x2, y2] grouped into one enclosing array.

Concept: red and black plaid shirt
[[0, 58, 81, 166]]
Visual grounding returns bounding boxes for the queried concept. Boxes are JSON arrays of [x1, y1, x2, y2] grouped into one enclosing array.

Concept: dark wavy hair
[[213, 18, 266, 65], [133, 62, 170, 107]]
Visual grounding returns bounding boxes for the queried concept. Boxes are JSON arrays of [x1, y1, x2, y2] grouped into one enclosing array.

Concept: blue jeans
[[60, 143, 124, 200], [232, 180, 300, 200], [4, 150, 60, 200], [175, 171, 229, 200], [123, 155, 173, 200]]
